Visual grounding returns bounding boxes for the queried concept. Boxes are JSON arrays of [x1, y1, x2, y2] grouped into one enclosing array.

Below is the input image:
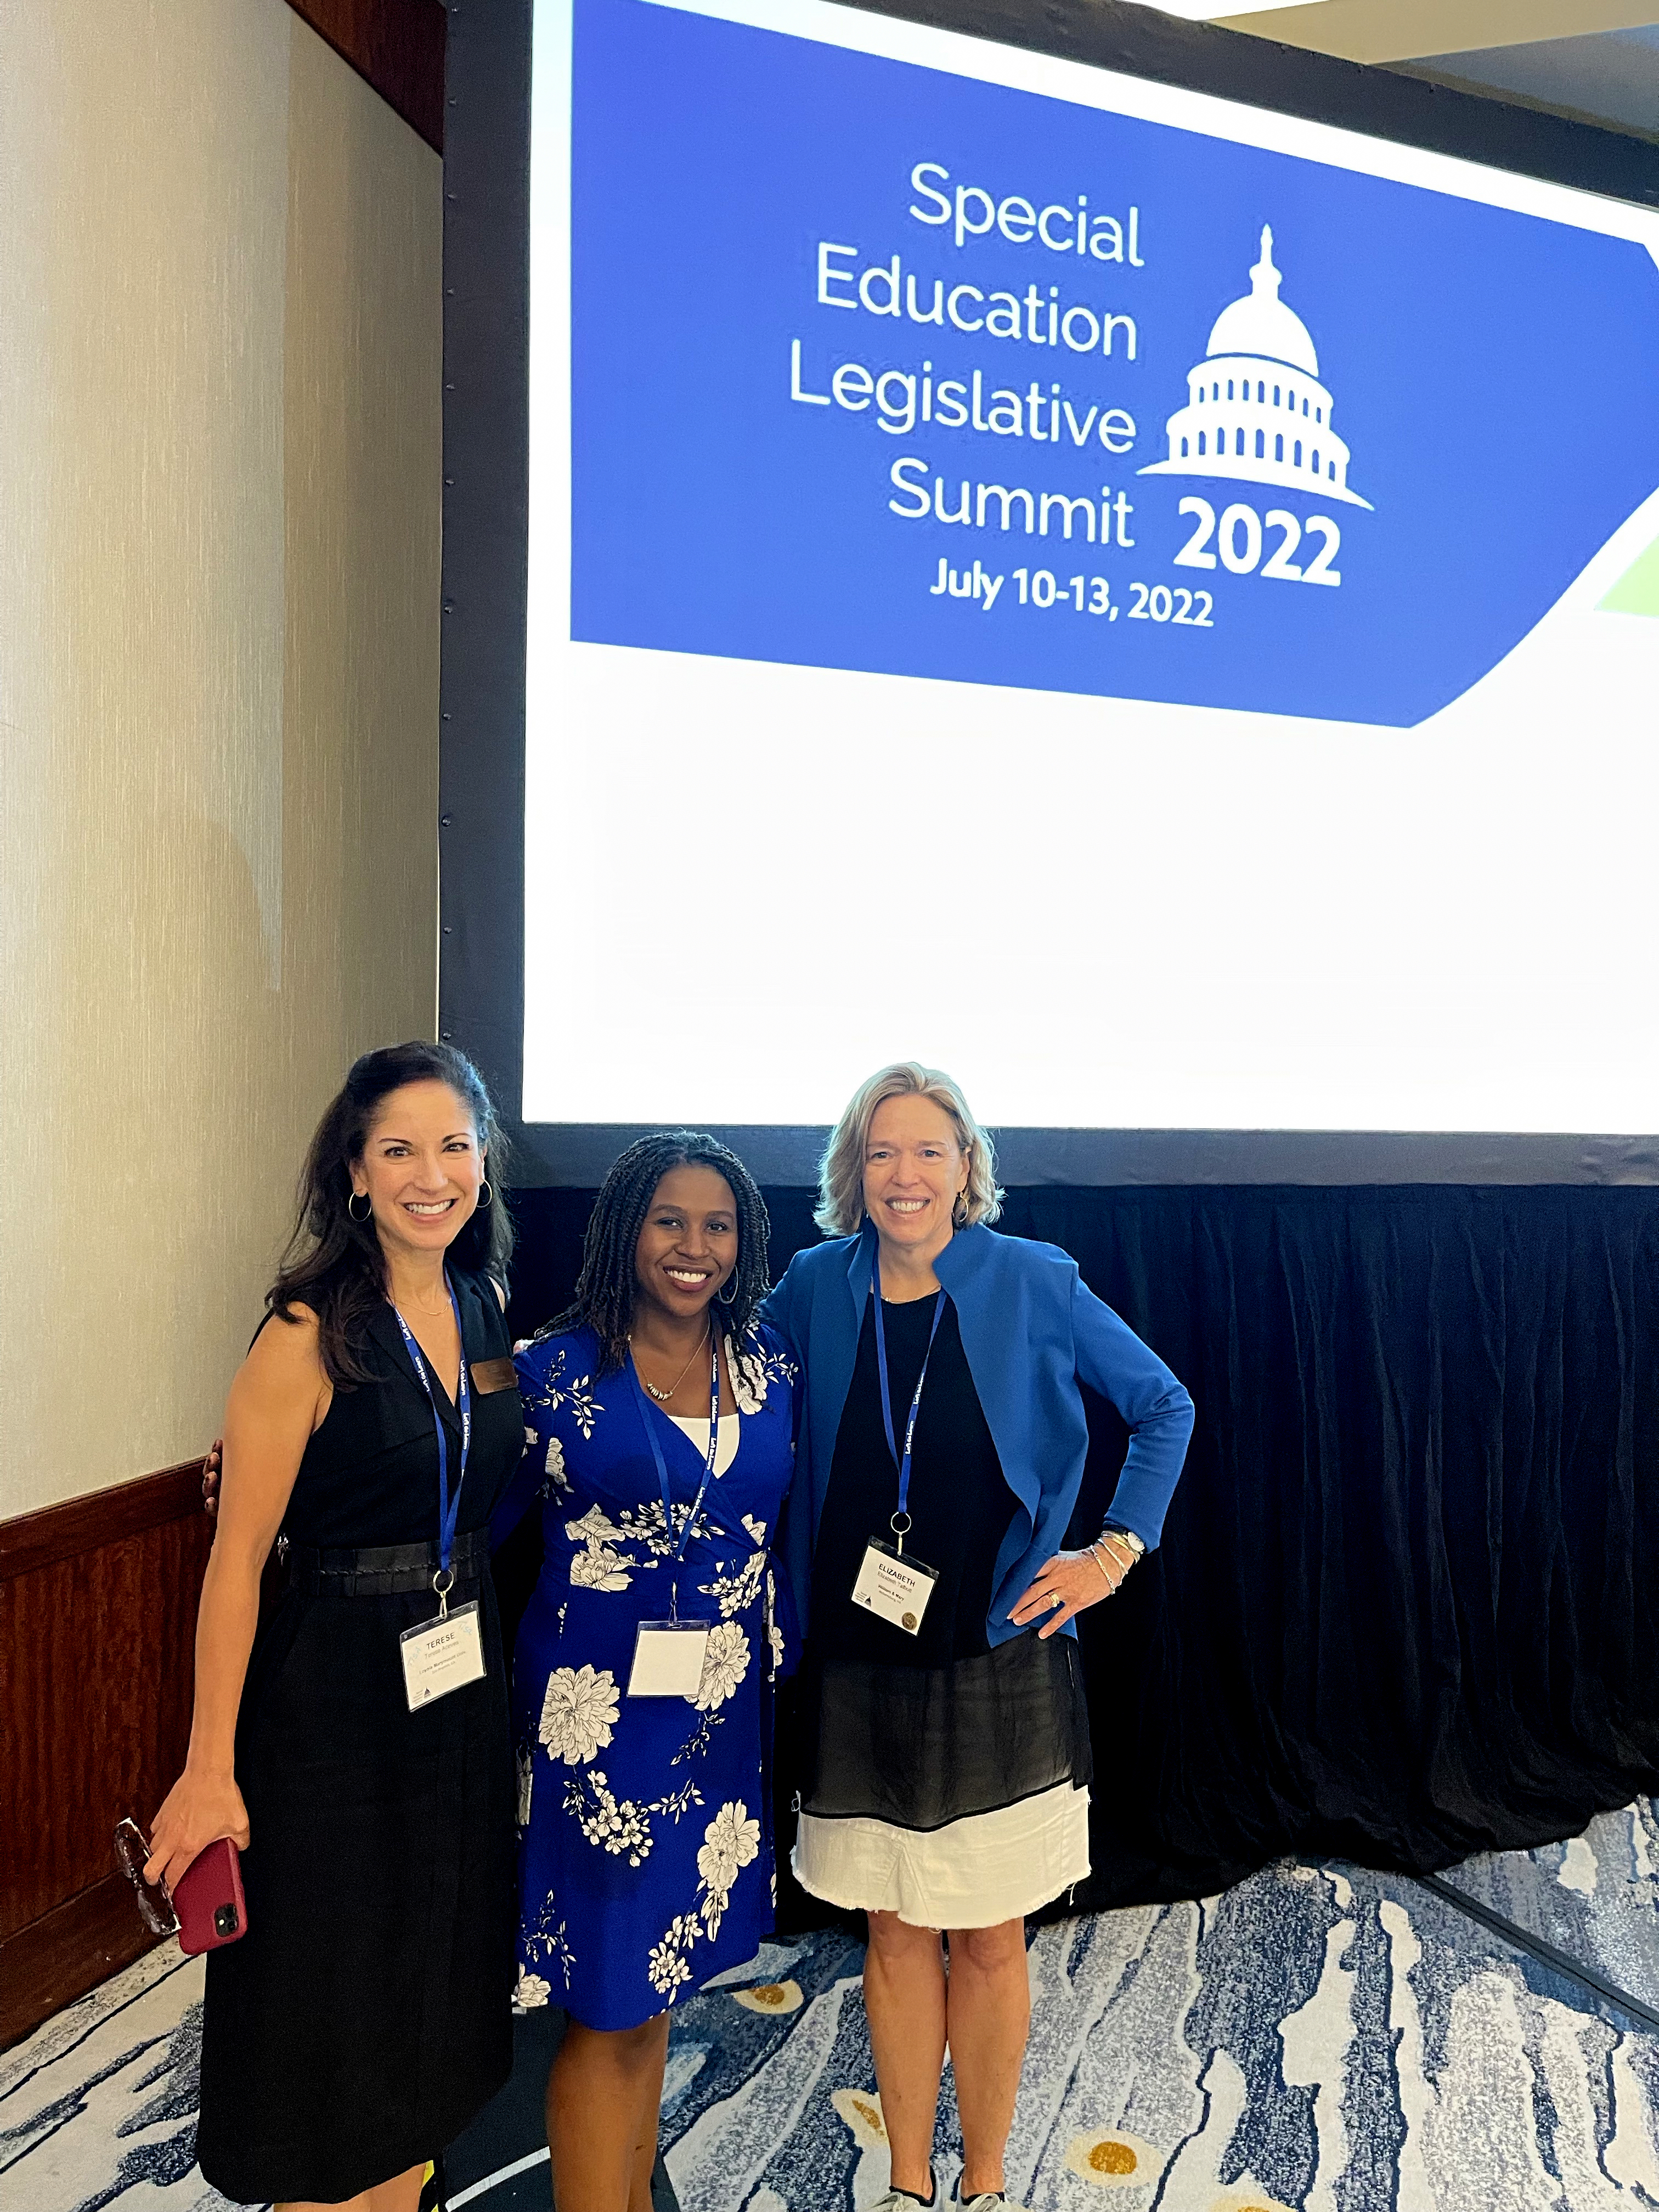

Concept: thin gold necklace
[[631, 1320, 710, 1402]]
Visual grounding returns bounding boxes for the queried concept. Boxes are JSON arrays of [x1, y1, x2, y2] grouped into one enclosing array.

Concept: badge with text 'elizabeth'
[[851, 1537, 940, 1636]]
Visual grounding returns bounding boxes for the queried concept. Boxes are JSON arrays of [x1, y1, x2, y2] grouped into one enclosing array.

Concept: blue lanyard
[[870, 1251, 945, 1543], [628, 1328, 722, 1620], [391, 1276, 472, 1587]]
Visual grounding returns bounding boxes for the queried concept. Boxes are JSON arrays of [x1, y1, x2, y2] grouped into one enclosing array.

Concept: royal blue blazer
[[762, 1221, 1195, 1650]]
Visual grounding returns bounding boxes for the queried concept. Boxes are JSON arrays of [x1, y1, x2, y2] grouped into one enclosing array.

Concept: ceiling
[[1150, 0, 1659, 143]]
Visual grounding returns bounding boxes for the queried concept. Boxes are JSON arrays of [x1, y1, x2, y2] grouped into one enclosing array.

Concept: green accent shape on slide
[[1600, 533, 1659, 616]]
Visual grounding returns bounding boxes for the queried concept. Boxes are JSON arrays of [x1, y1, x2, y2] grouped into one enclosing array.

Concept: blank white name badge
[[628, 1620, 713, 1698], [399, 1601, 487, 1711], [851, 1539, 940, 1635]]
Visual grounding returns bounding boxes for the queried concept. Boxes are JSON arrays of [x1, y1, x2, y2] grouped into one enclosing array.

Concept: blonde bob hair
[[816, 1062, 1003, 1237]]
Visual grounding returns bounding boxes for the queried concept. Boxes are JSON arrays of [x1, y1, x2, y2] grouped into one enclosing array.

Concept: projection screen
[[505, 0, 1659, 1167]]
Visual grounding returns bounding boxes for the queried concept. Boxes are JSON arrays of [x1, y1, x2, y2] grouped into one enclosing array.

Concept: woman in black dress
[[146, 1041, 522, 2212]]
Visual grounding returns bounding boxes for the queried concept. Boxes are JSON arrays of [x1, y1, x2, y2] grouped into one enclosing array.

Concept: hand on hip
[[1008, 1544, 1128, 1638]]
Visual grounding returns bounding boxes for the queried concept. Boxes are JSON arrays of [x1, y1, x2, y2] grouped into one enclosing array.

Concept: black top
[[802, 1291, 1093, 1830], [810, 1294, 1012, 1668], [281, 1268, 524, 1550]]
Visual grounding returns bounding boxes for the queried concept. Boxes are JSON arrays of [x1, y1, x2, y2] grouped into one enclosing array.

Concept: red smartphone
[[172, 1837, 248, 1955]]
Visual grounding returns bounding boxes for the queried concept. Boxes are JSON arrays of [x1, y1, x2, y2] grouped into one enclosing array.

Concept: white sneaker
[[957, 2194, 1026, 2210]]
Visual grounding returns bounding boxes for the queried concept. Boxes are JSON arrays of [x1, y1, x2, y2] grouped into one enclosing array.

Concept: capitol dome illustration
[[1139, 227, 1372, 509]]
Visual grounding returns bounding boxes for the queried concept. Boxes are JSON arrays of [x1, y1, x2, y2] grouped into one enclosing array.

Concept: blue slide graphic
[[567, 0, 1659, 727]]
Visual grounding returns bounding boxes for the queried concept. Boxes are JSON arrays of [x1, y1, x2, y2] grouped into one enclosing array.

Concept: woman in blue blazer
[[764, 1063, 1193, 2212]]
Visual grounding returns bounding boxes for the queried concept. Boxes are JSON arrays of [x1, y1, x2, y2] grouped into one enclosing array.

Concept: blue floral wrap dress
[[498, 1321, 798, 2030]]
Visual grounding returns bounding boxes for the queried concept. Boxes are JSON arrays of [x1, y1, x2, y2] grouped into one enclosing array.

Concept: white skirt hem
[[793, 1780, 1091, 1929]]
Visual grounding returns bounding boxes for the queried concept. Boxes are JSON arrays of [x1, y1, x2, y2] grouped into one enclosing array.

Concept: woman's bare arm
[[144, 1312, 328, 1891]]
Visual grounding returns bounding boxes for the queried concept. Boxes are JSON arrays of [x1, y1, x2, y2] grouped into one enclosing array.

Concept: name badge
[[399, 1601, 487, 1711], [851, 1539, 940, 1635], [628, 1620, 714, 1698]]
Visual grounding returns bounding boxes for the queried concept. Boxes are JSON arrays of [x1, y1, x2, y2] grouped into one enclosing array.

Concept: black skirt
[[195, 1570, 515, 2205]]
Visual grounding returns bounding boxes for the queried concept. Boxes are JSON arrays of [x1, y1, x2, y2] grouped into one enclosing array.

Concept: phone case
[[172, 1836, 247, 1955]]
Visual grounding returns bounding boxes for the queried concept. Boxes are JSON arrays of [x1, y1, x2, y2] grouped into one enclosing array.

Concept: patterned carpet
[[7, 1808, 1659, 2212]]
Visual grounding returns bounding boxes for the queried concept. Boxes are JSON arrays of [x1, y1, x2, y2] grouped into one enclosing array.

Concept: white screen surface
[[525, 0, 1659, 1133]]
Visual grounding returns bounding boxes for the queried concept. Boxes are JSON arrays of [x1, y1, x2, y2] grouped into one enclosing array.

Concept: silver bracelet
[[1092, 1531, 1141, 1583], [1089, 1537, 1127, 1588]]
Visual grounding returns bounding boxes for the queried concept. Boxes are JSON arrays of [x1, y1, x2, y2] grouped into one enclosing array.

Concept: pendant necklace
[[633, 1321, 710, 1402]]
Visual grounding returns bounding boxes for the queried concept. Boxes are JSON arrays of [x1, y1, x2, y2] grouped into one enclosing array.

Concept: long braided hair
[[546, 1131, 771, 1375]]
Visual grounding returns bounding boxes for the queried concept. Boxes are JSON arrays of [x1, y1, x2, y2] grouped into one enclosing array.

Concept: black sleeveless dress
[[195, 1271, 523, 2206]]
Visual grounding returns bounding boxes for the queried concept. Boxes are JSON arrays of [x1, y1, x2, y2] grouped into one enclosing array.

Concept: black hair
[[548, 1130, 770, 1375], [268, 1040, 514, 1387]]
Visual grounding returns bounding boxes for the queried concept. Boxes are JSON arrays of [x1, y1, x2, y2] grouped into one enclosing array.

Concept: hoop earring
[[477, 1178, 494, 1210], [952, 1192, 969, 1228], [717, 1272, 739, 1305], [348, 1191, 372, 1223]]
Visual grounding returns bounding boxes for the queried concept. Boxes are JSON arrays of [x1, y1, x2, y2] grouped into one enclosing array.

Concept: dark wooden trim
[[0, 1460, 206, 1582], [1, 1472, 213, 2048], [283, 0, 447, 155], [0, 1874, 166, 2052]]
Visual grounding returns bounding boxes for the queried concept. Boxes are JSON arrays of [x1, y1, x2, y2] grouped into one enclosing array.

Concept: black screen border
[[438, 0, 1659, 1189]]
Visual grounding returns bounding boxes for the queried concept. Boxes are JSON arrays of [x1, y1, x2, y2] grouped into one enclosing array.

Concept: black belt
[[284, 1524, 491, 1598]]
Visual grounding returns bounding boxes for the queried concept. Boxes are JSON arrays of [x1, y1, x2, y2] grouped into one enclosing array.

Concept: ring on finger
[[1048, 1591, 1064, 1610]]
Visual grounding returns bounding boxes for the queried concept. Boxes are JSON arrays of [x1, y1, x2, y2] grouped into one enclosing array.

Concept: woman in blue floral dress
[[492, 1131, 797, 2212]]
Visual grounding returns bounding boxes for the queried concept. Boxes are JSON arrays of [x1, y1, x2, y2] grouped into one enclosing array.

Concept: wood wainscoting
[[0, 1464, 212, 2049]]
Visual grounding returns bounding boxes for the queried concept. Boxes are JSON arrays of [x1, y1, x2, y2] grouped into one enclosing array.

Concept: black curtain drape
[[501, 1184, 1659, 1915]]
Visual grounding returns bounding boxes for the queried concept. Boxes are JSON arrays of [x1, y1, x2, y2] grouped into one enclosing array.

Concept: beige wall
[[0, 1, 442, 1517], [1214, 2, 1659, 62]]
